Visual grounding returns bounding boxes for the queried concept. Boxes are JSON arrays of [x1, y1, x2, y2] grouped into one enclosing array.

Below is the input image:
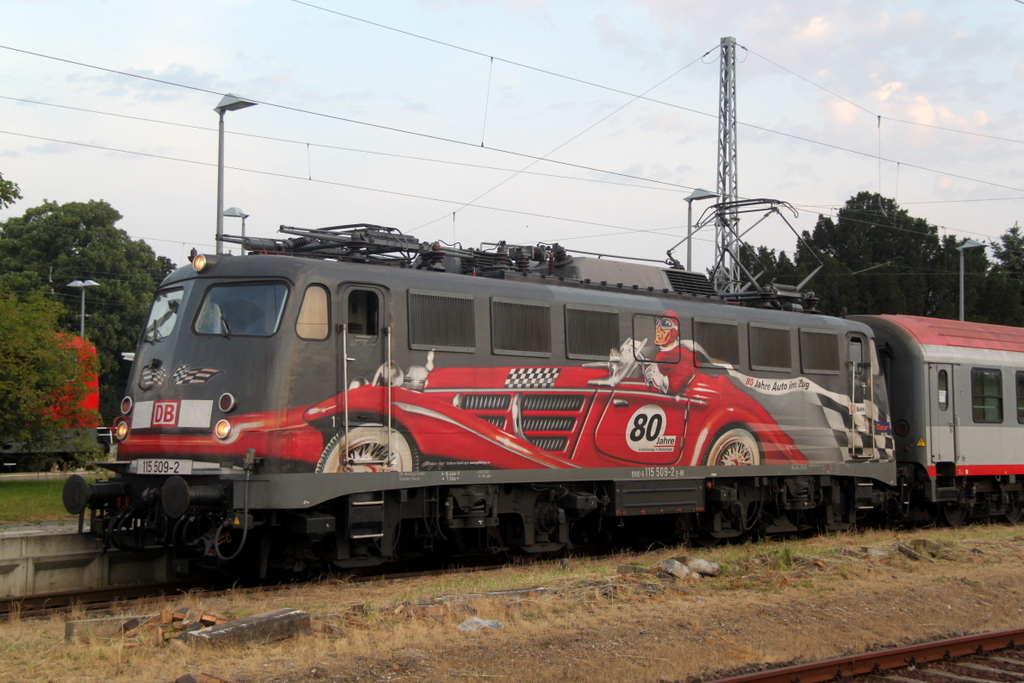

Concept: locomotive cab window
[[347, 289, 379, 337], [194, 283, 288, 337], [143, 288, 184, 343], [971, 368, 1003, 423], [296, 285, 330, 341]]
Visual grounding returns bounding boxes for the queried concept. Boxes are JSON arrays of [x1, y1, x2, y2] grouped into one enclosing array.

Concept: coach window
[[296, 285, 330, 340], [1017, 372, 1024, 424], [347, 289, 379, 337], [971, 368, 1003, 423], [937, 369, 949, 411]]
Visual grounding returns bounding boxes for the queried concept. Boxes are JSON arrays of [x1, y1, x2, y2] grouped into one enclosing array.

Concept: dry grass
[[3, 524, 1024, 683]]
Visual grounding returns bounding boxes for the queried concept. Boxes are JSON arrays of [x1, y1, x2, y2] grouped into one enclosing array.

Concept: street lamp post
[[66, 279, 100, 337], [215, 94, 257, 255], [957, 239, 986, 322], [684, 188, 718, 271], [223, 207, 249, 252]]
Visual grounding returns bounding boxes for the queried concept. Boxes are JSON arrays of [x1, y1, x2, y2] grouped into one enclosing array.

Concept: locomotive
[[62, 222, 1022, 575]]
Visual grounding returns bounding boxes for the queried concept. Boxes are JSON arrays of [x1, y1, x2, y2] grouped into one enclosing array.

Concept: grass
[[4, 524, 1024, 682], [0, 479, 76, 523]]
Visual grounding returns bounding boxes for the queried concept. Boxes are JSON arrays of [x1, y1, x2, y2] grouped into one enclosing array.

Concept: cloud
[[798, 16, 834, 42]]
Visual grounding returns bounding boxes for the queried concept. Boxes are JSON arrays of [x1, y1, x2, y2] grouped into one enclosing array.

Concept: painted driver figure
[[642, 312, 697, 394]]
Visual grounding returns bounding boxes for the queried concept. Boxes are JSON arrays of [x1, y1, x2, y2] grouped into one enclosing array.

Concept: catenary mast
[[714, 36, 739, 294]]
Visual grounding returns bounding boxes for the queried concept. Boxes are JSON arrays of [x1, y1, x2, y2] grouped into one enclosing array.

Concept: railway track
[[706, 628, 1024, 683]]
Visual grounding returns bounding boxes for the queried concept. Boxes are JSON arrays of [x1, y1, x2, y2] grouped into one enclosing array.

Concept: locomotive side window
[[296, 285, 330, 340], [566, 306, 619, 360], [491, 298, 551, 357], [194, 283, 288, 337], [143, 288, 183, 343], [693, 319, 740, 367], [937, 369, 949, 411], [408, 290, 475, 352], [347, 289, 379, 337], [971, 368, 1003, 423], [749, 324, 792, 372], [1017, 372, 1024, 423], [799, 329, 841, 374], [633, 314, 680, 364]]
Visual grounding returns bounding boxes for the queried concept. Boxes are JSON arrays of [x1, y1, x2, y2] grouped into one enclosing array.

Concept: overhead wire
[[0, 128, 699, 240], [0, 95, 689, 194]]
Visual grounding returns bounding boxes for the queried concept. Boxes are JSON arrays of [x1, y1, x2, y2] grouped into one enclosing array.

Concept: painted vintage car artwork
[[303, 310, 878, 474]]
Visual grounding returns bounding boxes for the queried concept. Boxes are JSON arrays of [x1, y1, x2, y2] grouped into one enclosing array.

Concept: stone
[[655, 559, 692, 579], [187, 608, 310, 647], [685, 558, 721, 577]]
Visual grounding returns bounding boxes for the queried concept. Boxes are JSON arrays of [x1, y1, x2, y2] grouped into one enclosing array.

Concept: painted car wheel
[[704, 427, 760, 467], [316, 426, 414, 473]]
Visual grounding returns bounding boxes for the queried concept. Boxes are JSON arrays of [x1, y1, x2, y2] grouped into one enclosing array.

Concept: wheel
[[316, 426, 414, 473], [939, 502, 967, 528], [1006, 500, 1023, 524], [704, 427, 760, 466]]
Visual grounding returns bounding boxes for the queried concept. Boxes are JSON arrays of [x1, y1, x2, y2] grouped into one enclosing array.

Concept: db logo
[[152, 400, 179, 427]]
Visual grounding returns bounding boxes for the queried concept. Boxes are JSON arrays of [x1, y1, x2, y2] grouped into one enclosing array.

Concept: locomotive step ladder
[[347, 492, 386, 540]]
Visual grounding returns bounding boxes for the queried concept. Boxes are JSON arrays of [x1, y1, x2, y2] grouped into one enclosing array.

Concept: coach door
[[926, 364, 956, 463], [339, 286, 391, 427], [847, 336, 874, 459]]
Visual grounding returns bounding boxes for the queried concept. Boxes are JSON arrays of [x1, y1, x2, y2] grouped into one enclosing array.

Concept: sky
[[2, 0, 1023, 275]]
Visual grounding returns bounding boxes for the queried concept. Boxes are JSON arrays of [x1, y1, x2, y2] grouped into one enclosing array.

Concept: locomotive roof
[[871, 314, 1024, 354]]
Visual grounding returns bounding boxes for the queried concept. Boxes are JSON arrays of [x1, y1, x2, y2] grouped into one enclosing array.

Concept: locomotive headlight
[[192, 254, 208, 272], [120, 396, 133, 415], [214, 419, 233, 440], [218, 392, 237, 413], [114, 418, 130, 441]]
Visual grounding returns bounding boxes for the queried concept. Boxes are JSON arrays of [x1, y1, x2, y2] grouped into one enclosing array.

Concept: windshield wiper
[[219, 309, 232, 338]]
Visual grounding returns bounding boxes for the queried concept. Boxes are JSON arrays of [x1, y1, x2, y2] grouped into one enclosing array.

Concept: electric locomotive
[[66, 223, 904, 574]]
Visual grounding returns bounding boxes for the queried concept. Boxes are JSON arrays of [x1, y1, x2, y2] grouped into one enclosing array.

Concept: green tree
[[0, 172, 20, 209], [0, 294, 97, 447], [0, 200, 176, 421]]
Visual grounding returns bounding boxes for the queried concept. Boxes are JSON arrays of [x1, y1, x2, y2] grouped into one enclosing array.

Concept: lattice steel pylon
[[713, 36, 740, 294]]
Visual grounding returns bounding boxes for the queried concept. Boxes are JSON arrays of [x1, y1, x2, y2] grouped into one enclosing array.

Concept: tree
[[760, 191, 1021, 323], [0, 200, 176, 421], [0, 294, 97, 448], [0, 172, 20, 209]]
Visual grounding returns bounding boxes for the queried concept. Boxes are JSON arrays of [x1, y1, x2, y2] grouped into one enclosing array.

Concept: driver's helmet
[[654, 312, 679, 347]]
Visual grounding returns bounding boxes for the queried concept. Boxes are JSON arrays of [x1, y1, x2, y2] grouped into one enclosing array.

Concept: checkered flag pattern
[[505, 367, 560, 389], [140, 364, 167, 388], [172, 362, 223, 386], [806, 391, 894, 458]]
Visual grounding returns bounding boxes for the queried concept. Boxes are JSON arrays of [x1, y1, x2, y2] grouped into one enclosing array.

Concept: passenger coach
[[857, 315, 1024, 525]]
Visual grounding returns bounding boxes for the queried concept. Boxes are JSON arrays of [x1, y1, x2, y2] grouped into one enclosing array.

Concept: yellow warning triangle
[[915, 438, 926, 447], [233, 516, 241, 526]]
